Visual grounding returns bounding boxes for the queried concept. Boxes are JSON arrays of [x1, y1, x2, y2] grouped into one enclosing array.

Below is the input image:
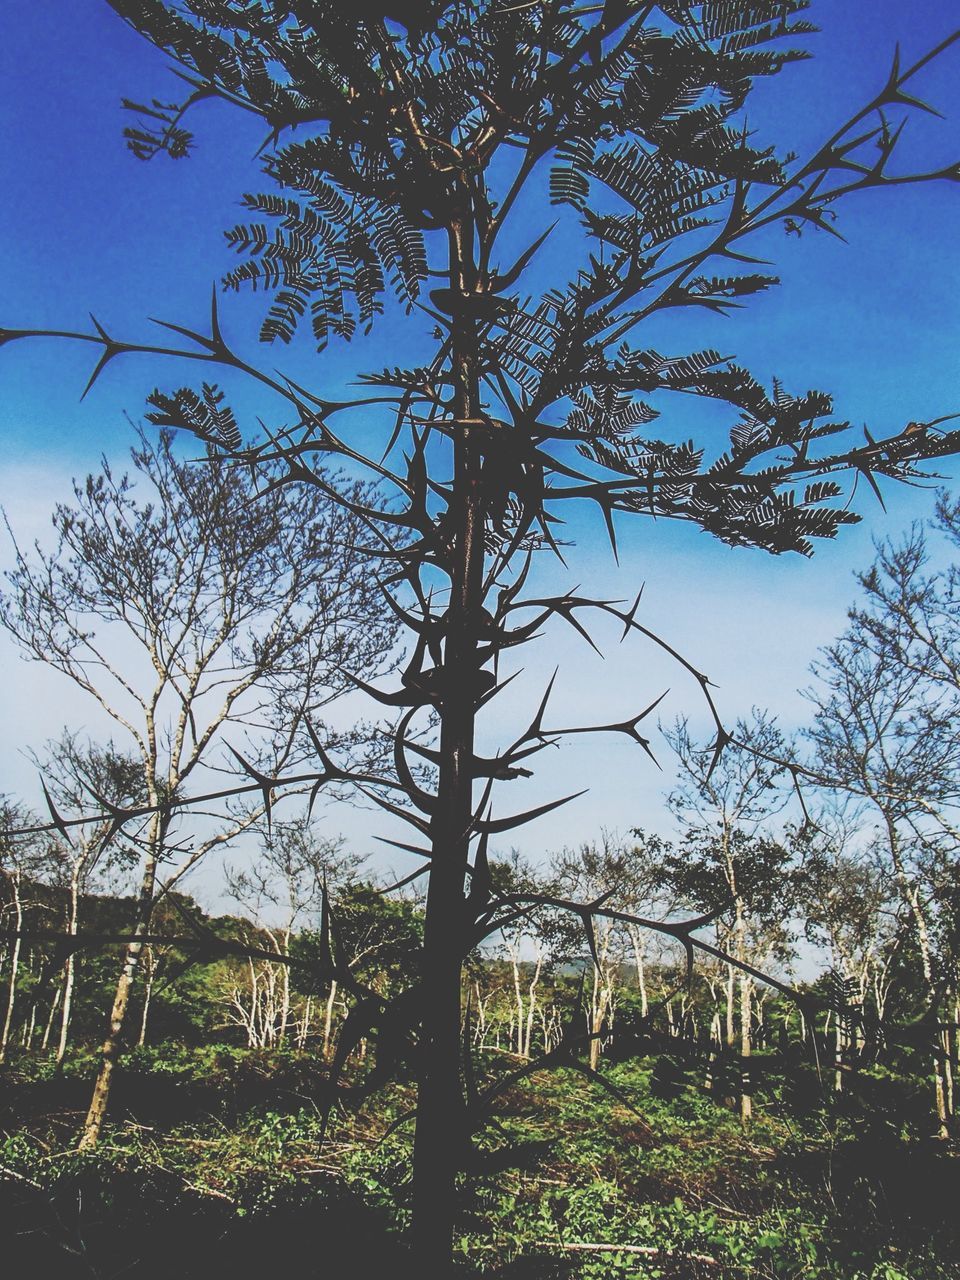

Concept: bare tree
[[805, 534, 960, 1135], [551, 832, 666, 1070], [0, 431, 396, 1143], [28, 734, 143, 1062], [663, 714, 794, 1120], [794, 806, 900, 1091], [0, 801, 55, 1062], [223, 817, 358, 1049]]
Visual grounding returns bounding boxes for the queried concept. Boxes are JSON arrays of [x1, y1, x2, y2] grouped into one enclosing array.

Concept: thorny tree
[[3, 1, 960, 1270]]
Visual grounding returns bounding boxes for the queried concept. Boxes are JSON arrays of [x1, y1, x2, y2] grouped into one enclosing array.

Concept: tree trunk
[[524, 952, 542, 1060], [705, 1009, 721, 1093], [947, 1018, 957, 1121], [57, 873, 80, 1063], [0, 872, 23, 1062], [511, 946, 525, 1056], [410, 214, 484, 1275], [886, 819, 949, 1138], [323, 979, 338, 1060], [23, 994, 37, 1048], [41, 982, 62, 1052], [725, 963, 735, 1048], [81, 937, 141, 1147], [80, 821, 161, 1150], [297, 994, 312, 1050], [279, 931, 291, 1044], [739, 973, 752, 1123], [635, 945, 648, 1019], [589, 962, 609, 1072], [138, 945, 156, 1048]]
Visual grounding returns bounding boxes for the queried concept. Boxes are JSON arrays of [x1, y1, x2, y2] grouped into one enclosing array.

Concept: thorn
[[210, 283, 224, 347], [40, 780, 72, 845], [374, 835, 434, 860], [619, 587, 644, 641], [526, 668, 559, 740], [88, 313, 110, 343], [705, 729, 731, 782], [480, 789, 588, 835], [80, 346, 119, 401], [225, 745, 278, 827]]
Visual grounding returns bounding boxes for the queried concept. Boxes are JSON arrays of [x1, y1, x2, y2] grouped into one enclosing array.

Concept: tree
[[0, 801, 51, 1062], [794, 805, 900, 1091], [0, 430, 396, 1144], [30, 734, 144, 1062], [661, 714, 794, 1120], [805, 522, 960, 1135], [223, 817, 358, 1049], [4, 2, 960, 1268], [550, 831, 666, 1070]]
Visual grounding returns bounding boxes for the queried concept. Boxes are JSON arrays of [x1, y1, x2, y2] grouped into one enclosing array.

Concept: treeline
[[2, 435, 960, 1151], [0, 859, 423, 1062], [0, 808, 957, 1144]]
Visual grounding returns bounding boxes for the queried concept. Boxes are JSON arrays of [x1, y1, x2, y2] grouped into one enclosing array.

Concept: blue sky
[[1, 2, 959, 896]]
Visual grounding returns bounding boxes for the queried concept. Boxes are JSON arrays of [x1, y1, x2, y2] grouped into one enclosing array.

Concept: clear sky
[[1, 2, 959, 904]]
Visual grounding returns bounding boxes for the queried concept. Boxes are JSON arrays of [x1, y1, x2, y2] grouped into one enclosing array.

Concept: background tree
[[4, 2, 960, 1269], [0, 430, 397, 1145], [0, 801, 50, 1062], [28, 734, 144, 1062], [296, 879, 425, 1057], [660, 714, 795, 1120], [805, 519, 960, 1135], [794, 806, 900, 1092], [550, 832, 666, 1070], [224, 817, 358, 1050]]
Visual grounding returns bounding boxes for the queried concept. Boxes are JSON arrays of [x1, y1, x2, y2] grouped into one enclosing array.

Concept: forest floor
[[2, 1044, 960, 1278]]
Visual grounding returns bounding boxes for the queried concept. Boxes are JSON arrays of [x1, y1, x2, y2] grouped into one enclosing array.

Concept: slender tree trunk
[[733, 902, 751, 1123], [298, 994, 312, 1050], [80, 817, 162, 1149], [886, 819, 949, 1137], [725, 963, 735, 1048], [279, 932, 291, 1044], [410, 213, 484, 1275], [739, 973, 752, 1123], [524, 953, 542, 1060], [323, 979, 338, 1060], [0, 873, 23, 1063], [511, 946, 525, 1056], [81, 936, 142, 1146], [57, 874, 80, 1063], [138, 945, 156, 1048], [705, 1009, 721, 1093], [636, 949, 647, 1019], [589, 971, 600, 1071], [23, 995, 37, 1048], [41, 982, 62, 1051], [947, 1018, 957, 1121]]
